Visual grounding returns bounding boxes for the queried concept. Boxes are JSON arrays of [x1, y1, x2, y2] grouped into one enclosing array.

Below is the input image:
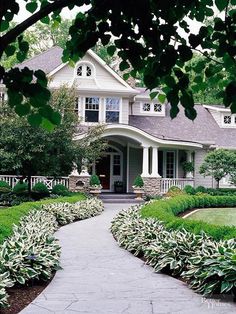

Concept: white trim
[[140, 101, 165, 116], [221, 113, 236, 128], [126, 143, 130, 193], [73, 60, 96, 79], [203, 105, 231, 113], [74, 124, 203, 148]]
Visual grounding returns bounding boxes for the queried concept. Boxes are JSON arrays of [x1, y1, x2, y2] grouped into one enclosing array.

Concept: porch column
[[141, 145, 150, 177], [186, 150, 194, 178], [151, 146, 161, 177]]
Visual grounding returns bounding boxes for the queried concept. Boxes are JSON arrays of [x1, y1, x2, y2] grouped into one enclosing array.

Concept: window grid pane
[[154, 103, 162, 112], [166, 152, 175, 178], [143, 103, 150, 111], [113, 155, 121, 175], [77, 66, 82, 76], [224, 115, 232, 124]]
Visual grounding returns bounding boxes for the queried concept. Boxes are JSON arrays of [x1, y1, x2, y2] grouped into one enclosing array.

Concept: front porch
[[74, 124, 201, 196]]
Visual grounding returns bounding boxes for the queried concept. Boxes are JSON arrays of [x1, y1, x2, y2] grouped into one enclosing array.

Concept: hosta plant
[[0, 272, 13, 308], [0, 210, 60, 286], [111, 203, 236, 298]]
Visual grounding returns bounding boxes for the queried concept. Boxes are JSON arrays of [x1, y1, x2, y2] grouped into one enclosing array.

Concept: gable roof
[[129, 104, 236, 148], [16, 46, 135, 91], [16, 46, 63, 74]]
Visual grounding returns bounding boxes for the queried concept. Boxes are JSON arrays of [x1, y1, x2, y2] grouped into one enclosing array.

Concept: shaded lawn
[[0, 193, 86, 243], [186, 208, 236, 227]]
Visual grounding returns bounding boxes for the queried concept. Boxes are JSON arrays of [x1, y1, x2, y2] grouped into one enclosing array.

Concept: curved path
[[21, 204, 235, 314]]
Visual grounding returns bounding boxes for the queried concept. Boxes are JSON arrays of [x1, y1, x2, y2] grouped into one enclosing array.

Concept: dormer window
[[224, 115, 231, 124], [76, 62, 94, 78], [141, 102, 164, 115]]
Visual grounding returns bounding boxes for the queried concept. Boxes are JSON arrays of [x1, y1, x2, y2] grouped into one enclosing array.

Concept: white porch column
[[141, 145, 150, 177], [151, 146, 161, 177], [186, 150, 193, 178]]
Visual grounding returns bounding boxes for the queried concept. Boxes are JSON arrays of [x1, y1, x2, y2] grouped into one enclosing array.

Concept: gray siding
[[128, 147, 142, 192], [194, 149, 215, 188]]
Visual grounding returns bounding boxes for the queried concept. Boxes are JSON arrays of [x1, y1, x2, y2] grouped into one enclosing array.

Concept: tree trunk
[[216, 179, 220, 189]]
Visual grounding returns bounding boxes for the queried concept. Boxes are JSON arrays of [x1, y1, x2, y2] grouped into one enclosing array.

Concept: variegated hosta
[[42, 199, 104, 225], [182, 239, 236, 296], [111, 206, 164, 256], [0, 210, 60, 286], [111, 204, 236, 296], [0, 272, 13, 308]]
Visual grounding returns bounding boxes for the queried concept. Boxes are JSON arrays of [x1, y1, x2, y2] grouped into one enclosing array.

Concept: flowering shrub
[[0, 197, 104, 308], [111, 203, 236, 297]]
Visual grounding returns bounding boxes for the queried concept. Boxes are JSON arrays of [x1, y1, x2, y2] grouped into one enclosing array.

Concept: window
[[85, 97, 99, 122], [141, 102, 163, 114], [224, 115, 232, 124], [74, 97, 79, 115], [143, 103, 151, 112], [77, 66, 83, 76], [76, 63, 93, 77], [154, 103, 162, 112], [166, 151, 175, 178], [106, 98, 120, 123], [113, 154, 121, 175]]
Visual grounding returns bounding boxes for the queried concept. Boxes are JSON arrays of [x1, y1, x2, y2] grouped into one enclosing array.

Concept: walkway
[[21, 204, 235, 314]]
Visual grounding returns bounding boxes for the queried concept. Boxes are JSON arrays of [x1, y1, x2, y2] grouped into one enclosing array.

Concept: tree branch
[[0, 0, 78, 56]]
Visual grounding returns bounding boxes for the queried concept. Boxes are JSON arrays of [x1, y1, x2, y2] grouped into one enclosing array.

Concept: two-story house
[[2, 46, 236, 195]]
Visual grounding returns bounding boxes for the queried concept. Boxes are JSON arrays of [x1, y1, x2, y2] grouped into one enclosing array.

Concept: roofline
[[48, 49, 137, 93], [74, 124, 203, 149], [203, 104, 230, 112]]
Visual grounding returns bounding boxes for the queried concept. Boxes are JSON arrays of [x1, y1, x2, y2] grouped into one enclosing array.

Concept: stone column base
[[68, 175, 90, 193], [142, 177, 162, 196]]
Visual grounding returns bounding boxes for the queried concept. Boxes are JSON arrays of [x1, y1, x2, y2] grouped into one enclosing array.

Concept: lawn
[[186, 208, 236, 227]]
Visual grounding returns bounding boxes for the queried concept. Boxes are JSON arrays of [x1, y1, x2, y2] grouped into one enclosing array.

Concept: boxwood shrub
[[51, 184, 70, 196], [32, 182, 50, 199], [0, 181, 11, 194], [12, 182, 28, 195], [141, 194, 236, 240]]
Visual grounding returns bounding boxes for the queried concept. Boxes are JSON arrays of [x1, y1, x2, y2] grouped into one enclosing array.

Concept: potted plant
[[114, 181, 123, 193], [89, 175, 102, 196], [132, 175, 144, 199], [182, 161, 194, 178]]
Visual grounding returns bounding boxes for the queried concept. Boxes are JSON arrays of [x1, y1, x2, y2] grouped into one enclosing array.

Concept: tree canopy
[[1, 0, 236, 127], [0, 86, 106, 190]]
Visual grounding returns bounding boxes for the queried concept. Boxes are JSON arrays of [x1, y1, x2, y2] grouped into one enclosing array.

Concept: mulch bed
[[1, 277, 54, 314]]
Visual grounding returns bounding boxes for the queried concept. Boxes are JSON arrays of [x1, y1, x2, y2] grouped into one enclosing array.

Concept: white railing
[[0, 175, 69, 190], [161, 178, 194, 194]]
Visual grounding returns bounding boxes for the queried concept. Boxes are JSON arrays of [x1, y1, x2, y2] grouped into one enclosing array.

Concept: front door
[[96, 155, 111, 190]]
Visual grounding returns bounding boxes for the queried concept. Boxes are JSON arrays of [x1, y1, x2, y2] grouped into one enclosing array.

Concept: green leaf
[[119, 61, 130, 71], [15, 104, 31, 116], [41, 16, 50, 24], [123, 73, 130, 81], [215, 0, 228, 12], [26, 2, 38, 13], [107, 45, 116, 56], [158, 94, 166, 104], [50, 111, 61, 125], [41, 118, 55, 131], [150, 92, 158, 100], [28, 113, 42, 127], [5, 45, 16, 57]]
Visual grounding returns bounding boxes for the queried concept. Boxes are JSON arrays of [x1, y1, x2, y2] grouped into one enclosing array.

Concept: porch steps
[[100, 193, 143, 204]]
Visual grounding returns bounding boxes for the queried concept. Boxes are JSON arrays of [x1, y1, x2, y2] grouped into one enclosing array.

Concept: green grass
[[187, 208, 236, 227], [0, 193, 86, 244]]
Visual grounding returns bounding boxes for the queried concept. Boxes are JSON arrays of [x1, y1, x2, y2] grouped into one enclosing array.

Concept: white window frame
[[140, 102, 165, 116], [105, 97, 121, 124], [74, 61, 96, 79], [84, 96, 100, 123], [222, 113, 236, 128], [163, 151, 176, 178]]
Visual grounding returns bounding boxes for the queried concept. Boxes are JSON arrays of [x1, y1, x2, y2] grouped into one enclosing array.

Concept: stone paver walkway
[[21, 204, 235, 314]]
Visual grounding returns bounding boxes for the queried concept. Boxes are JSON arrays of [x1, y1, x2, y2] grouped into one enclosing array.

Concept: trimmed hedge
[[141, 194, 236, 240], [0, 193, 86, 244]]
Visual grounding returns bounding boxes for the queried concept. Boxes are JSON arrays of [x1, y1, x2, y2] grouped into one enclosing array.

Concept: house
[[2, 46, 236, 195]]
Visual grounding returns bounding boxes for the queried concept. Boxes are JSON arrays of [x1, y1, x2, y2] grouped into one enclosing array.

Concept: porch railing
[[0, 175, 69, 190], [161, 178, 194, 194]]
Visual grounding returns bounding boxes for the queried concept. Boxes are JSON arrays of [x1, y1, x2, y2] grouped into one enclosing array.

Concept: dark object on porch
[[76, 180, 85, 187], [114, 181, 124, 193]]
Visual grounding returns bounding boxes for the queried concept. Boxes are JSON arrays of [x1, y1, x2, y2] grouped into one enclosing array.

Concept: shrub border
[[141, 194, 236, 240], [0, 193, 86, 244]]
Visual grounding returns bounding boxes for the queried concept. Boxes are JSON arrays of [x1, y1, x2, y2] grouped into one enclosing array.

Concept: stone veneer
[[69, 175, 90, 193], [142, 177, 162, 196]]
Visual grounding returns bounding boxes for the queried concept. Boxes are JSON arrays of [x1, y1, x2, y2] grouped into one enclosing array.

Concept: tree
[[1, 1, 236, 127], [0, 86, 106, 192], [199, 149, 236, 188]]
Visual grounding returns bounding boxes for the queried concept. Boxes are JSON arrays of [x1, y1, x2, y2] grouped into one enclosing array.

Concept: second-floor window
[[105, 98, 120, 123], [85, 97, 100, 122]]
